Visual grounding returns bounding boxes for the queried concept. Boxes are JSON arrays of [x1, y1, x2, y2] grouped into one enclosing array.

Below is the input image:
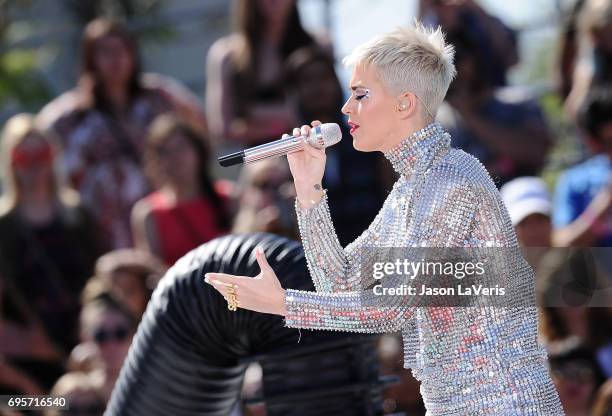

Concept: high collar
[[383, 122, 451, 175]]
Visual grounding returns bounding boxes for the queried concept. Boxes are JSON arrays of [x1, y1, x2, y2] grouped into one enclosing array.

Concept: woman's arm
[[131, 199, 163, 262], [295, 191, 375, 293], [283, 288, 412, 334], [207, 166, 483, 335]]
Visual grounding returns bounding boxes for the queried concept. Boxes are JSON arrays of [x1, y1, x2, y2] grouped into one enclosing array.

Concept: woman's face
[[294, 60, 342, 117], [515, 213, 552, 248], [552, 360, 597, 413], [341, 63, 400, 152], [109, 270, 148, 318], [256, 0, 294, 26], [85, 309, 133, 377], [11, 134, 54, 191], [157, 132, 200, 187], [93, 35, 134, 88], [243, 161, 293, 210]]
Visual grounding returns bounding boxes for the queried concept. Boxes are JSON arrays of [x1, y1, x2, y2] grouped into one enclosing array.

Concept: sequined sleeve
[[295, 191, 369, 292], [283, 288, 412, 333], [285, 167, 479, 333]]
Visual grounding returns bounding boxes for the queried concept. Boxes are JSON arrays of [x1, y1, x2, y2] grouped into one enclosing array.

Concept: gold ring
[[226, 292, 238, 311]]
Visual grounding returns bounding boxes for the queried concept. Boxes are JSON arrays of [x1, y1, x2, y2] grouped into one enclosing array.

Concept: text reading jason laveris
[[370, 259, 506, 297]]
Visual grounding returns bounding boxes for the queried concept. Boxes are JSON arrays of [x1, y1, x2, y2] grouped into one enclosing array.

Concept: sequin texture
[[284, 122, 565, 415]]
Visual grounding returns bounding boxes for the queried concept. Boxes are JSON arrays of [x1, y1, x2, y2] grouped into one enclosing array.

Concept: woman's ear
[[396, 91, 417, 119]]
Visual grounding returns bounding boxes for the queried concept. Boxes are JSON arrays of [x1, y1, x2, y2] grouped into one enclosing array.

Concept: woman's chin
[[352, 136, 374, 152]]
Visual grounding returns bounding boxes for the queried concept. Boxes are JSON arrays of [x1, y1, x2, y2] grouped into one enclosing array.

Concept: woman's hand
[[286, 120, 326, 209], [204, 247, 287, 316]]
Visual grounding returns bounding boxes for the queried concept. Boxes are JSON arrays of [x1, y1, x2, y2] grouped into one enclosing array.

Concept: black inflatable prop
[[105, 233, 393, 416]]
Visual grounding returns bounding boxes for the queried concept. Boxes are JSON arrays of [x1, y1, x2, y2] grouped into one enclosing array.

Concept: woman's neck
[[162, 181, 199, 204], [104, 83, 130, 113], [263, 20, 286, 46], [18, 188, 56, 225]]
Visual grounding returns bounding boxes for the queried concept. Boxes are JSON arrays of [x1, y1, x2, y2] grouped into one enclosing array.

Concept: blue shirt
[[553, 154, 612, 246]]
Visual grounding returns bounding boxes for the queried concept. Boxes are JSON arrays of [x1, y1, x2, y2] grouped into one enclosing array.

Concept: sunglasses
[[11, 145, 53, 168], [93, 325, 129, 344]]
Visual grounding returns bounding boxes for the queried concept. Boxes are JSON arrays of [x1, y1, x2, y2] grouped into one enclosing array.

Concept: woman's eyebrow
[[350, 84, 368, 91]]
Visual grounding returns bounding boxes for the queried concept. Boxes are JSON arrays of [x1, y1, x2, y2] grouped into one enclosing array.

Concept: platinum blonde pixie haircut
[[343, 21, 457, 118]]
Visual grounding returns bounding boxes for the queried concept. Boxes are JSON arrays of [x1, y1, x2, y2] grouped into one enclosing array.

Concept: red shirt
[[145, 190, 229, 265]]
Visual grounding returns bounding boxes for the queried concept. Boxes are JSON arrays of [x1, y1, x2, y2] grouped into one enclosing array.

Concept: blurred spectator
[[92, 249, 164, 318], [232, 158, 297, 239], [538, 248, 612, 377], [500, 176, 552, 268], [438, 31, 551, 187], [1, 273, 54, 397], [0, 358, 45, 396], [131, 115, 231, 266], [284, 46, 387, 246], [206, 0, 322, 146], [37, 18, 207, 250], [553, 87, 612, 247], [419, 0, 518, 87], [547, 337, 607, 416], [565, 0, 612, 118], [79, 291, 137, 401], [1, 272, 61, 395], [592, 378, 612, 416], [44, 372, 106, 416], [0, 114, 99, 390]]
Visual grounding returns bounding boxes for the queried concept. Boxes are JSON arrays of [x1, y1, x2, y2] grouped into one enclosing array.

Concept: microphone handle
[[243, 135, 304, 164], [217, 125, 325, 167]]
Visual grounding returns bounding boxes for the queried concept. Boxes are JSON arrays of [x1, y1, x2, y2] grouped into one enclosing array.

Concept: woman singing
[[206, 23, 564, 414]]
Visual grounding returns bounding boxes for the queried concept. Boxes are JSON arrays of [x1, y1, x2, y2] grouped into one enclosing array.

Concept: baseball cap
[[500, 177, 552, 226]]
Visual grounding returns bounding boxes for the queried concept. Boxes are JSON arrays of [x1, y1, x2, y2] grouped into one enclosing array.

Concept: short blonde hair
[[343, 21, 456, 118]]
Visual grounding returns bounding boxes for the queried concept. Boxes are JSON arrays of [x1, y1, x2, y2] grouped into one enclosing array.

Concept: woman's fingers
[[255, 246, 273, 275], [311, 120, 321, 127], [205, 272, 246, 288]]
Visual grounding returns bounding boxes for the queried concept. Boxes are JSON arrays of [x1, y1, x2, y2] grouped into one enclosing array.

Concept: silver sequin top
[[284, 123, 564, 415]]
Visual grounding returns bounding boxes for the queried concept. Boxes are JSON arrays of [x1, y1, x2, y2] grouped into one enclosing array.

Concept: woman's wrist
[[278, 288, 288, 316], [295, 182, 324, 209]]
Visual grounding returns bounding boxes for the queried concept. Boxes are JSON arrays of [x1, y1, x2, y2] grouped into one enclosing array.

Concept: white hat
[[500, 177, 552, 226]]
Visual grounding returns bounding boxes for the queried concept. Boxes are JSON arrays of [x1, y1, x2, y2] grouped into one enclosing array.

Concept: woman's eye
[[355, 94, 366, 101]]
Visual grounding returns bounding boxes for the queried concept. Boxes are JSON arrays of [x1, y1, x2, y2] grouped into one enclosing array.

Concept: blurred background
[[1, 0, 611, 415]]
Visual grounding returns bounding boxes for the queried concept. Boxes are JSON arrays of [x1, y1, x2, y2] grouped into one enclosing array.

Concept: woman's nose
[[341, 97, 352, 115]]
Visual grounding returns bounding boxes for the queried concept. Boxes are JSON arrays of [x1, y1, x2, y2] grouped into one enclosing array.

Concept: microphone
[[218, 123, 342, 167]]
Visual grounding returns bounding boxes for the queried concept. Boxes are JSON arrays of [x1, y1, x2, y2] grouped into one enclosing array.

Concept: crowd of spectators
[[1, 0, 611, 415]]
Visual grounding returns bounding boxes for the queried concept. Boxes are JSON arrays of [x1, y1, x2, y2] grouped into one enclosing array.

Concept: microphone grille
[[320, 123, 342, 147]]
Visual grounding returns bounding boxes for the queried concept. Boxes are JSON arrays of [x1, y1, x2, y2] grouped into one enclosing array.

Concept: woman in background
[[206, 0, 322, 145], [0, 114, 98, 390], [131, 115, 231, 266], [232, 158, 297, 239], [78, 291, 137, 401], [38, 18, 206, 250]]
